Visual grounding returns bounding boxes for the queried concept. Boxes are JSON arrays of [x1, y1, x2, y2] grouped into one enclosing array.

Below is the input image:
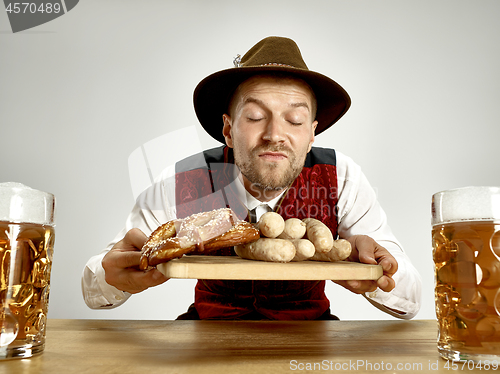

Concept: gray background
[[1, 0, 499, 321]]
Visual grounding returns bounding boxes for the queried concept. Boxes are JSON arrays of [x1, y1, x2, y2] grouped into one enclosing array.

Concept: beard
[[234, 144, 307, 193]]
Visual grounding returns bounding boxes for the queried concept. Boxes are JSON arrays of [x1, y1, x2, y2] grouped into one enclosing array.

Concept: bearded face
[[223, 75, 317, 201], [233, 142, 306, 193]]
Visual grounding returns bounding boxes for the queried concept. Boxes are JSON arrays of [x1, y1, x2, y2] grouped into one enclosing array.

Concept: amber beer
[[0, 183, 55, 359], [432, 187, 500, 363]]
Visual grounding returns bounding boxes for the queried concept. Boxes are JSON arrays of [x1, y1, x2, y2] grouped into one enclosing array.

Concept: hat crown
[[240, 36, 309, 70]]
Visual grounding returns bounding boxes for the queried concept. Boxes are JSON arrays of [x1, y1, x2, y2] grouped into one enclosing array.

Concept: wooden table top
[[0, 319, 492, 373]]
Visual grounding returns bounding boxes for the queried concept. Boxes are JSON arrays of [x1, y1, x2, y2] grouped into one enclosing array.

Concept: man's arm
[[335, 151, 422, 319]]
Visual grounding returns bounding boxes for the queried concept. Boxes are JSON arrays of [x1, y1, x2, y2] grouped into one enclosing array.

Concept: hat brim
[[193, 65, 351, 144]]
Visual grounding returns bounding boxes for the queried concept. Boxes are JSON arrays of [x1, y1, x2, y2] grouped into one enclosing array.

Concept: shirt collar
[[233, 169, 285, 211]]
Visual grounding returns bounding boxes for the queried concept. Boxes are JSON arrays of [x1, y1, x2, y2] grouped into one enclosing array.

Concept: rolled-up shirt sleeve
[[336, 151, 422, 319], [82, 245, 130, 309]]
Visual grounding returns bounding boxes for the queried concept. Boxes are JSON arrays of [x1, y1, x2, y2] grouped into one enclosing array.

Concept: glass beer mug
[[0, 182, 56, 359], [432, 186, 500, 363]]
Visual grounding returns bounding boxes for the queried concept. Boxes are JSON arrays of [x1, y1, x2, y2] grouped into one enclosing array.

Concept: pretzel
[[139, 208, 259, 270]]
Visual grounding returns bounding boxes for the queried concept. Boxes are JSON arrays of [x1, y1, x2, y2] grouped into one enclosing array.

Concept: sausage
[[290, 239, 316, 261], [235, 238, 296, 262], [302, 218, 334, 253], [310, 239, 352, 262], [257, 212, 285, 238], [278, 218, 306, 240]]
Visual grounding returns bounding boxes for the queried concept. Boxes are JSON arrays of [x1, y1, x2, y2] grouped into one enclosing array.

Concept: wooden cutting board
[[157, 255, 382, 280]]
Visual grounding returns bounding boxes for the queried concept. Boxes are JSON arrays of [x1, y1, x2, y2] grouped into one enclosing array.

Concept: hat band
[[233, 54, 296, 69], [259, 62, 295, 68]]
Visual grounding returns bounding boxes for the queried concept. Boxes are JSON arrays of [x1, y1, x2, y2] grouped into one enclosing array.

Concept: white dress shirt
[[82, 150, 422, 319]]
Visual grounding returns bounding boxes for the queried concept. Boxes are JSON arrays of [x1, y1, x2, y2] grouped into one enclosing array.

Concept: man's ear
[[307, 120, 318, 152], [222, 114, 234, 148]]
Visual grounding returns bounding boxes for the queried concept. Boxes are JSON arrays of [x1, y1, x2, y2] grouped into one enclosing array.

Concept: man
[[82, 37, 421, 319]]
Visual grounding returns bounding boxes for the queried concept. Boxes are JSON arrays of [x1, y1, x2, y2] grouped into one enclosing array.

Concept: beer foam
[[432, 186, 500, 225], [0, 182, 55, 225]]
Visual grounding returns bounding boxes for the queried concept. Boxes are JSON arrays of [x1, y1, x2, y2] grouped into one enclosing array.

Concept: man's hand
[[102, 228, 169, 294], [334, 235, 397, 294]]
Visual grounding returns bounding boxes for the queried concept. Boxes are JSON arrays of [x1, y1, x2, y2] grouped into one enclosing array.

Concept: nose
[[262, 116, 286, 143]]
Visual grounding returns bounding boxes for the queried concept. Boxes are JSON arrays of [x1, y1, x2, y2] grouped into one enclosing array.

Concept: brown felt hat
[[193, 36, 351, 144]]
